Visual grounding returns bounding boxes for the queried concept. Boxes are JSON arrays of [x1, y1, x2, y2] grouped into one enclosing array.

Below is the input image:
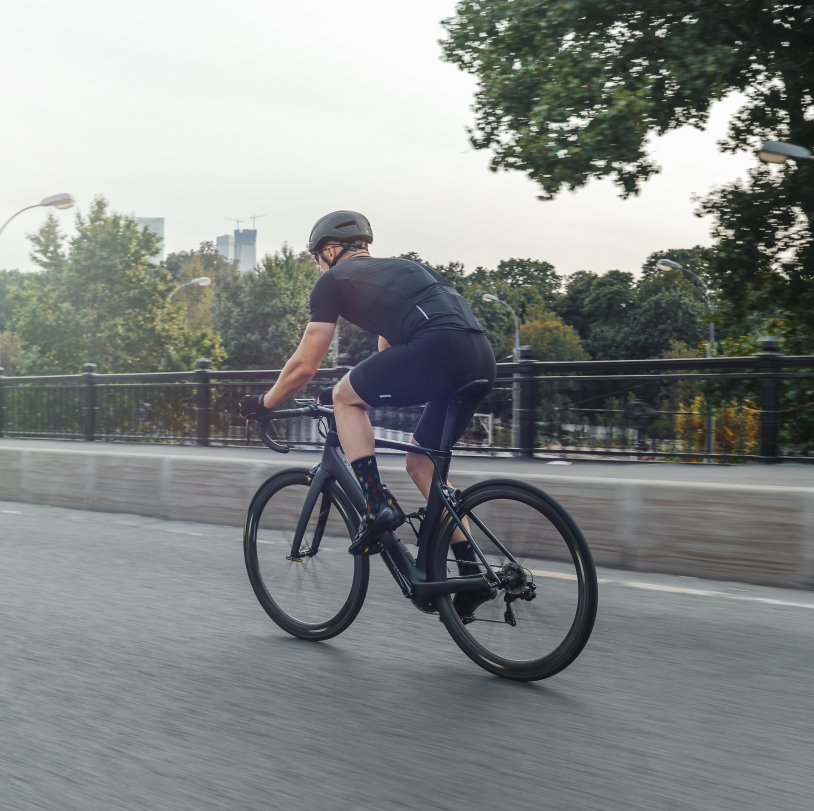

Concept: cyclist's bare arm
[[262, 322, 335, 409], [378, 336, 390, 351]]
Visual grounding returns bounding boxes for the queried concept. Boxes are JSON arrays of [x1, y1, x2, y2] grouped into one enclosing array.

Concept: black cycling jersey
[[309, 256, 485, 345]]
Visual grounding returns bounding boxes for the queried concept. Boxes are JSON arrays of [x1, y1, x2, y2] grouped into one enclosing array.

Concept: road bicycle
[[243, 380, 598, 681]]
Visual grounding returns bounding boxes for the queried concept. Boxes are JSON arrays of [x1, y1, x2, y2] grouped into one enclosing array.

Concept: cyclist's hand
[[317, 387, 334, 405], [239, 394, 271, 419]]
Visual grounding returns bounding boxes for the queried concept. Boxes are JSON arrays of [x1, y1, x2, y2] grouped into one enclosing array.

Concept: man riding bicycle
[[239, 211, 496, 617]]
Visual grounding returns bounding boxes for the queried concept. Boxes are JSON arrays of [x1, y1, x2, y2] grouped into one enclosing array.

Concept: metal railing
[[1, 337, 812, 462]]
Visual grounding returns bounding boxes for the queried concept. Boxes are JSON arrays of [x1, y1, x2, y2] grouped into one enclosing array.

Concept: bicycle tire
[[244, 468, 369, 641], [428, 479, 598, 681]]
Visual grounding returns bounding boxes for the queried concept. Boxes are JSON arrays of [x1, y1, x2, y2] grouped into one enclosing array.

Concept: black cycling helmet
[[308, 210, 373, 255]]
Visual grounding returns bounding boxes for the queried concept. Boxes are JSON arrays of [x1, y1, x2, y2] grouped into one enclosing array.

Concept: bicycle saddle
[[448, 379, 491, 403]]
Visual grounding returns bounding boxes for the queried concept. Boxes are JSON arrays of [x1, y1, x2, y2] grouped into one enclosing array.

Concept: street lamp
[[482, 293, 520, 361], [757, 140, 814, 164], [655, 258, 715, 356], [483, 293, 523, 449], [656, 257, 716, 461], [168, 276, 211, 301], [0, 193, 76, 239]]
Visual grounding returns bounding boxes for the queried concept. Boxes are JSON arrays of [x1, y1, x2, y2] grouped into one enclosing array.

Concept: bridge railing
[[1, 337, 812, 462]]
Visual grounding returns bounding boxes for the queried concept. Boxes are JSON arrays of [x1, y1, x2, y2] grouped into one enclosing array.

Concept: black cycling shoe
[[348, 501, 406, 555], [453, 587, 498, 624]]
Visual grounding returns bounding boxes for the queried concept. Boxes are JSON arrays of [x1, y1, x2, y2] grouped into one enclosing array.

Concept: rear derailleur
[[498, 562, 536, 627]]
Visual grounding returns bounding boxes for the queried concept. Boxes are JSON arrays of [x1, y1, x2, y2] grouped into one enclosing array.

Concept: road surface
[[1, 500, 812, 810]]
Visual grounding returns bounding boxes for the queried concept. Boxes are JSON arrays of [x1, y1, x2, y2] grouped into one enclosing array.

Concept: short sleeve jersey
[[309, 256, 485, 346]]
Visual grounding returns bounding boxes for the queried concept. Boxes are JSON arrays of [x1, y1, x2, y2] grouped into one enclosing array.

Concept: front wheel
[[244, 469, 369, 641], [429, 479, 598, 681]]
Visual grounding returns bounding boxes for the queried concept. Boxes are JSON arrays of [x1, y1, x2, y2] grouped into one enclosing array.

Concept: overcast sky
[[0, 0, 754, 278]]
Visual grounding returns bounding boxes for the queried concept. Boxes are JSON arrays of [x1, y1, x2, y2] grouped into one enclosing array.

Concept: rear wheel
[[429, 479, 597, 681], [244, 469, 368, 640]]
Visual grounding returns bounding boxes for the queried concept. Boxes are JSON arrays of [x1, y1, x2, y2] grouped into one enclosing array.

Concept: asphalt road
[[1, 500, 813, 811]]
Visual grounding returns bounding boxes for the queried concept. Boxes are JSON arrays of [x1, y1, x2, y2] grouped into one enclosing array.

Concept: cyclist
[[239, 211, 497, 617]]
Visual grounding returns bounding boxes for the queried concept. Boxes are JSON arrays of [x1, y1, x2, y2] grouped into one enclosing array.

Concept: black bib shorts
[[348, 329, 496, 450]]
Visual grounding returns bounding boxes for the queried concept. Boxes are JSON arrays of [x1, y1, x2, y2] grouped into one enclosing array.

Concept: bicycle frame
[[284, 417, 510, 601]]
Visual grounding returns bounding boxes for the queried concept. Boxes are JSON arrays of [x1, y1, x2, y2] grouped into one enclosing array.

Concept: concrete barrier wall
[[2, 443, 813, 590]]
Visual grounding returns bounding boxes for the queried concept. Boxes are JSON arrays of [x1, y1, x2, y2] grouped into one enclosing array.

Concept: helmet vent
[[335, 221, 357, 230]]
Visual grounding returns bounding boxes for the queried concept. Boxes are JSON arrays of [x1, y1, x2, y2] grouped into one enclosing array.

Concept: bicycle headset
[[308, 210, 373, 269]]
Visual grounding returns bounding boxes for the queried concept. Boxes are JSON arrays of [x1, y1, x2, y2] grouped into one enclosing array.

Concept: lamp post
[[656, 257, 716, 461], [168, 276, 211, 302], [482, 294, 520, 361], [655, 259, 715, 356], [757, 140, 814, 164], [483, 293, 522, 448], [0, 193, 75, 240]]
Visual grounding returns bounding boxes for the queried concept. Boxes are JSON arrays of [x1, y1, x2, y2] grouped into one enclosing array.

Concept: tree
[[621, 290, 704, 358], [442, 1, 814, 348], [555, 270, 635, 358], [213, 246, 320, 370], [442, 1, 811, 198], [0, 269, 24, 375], [162, 243, 239, 333], [520, 310, 590, 361], [11, 198, 224, 374], [0, 269, 23, 333], [408, 253, 564, 360], [554, 264, 704, 359], [700, 167, 814, 352]]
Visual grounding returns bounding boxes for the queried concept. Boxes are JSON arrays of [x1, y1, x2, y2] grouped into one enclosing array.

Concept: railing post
[[759, 336, 781, 460], [195, 358, 211, 446], [82, 363, 97, 441], [0, 367, 5, 438], [518, 345, 536, 458]]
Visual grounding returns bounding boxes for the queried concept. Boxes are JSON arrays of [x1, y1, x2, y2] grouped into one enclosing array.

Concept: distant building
[[234, 229, 257, 273], [216, 234, 234, 261], [137, 217, 165, 262], [216, 227, 257, 273]]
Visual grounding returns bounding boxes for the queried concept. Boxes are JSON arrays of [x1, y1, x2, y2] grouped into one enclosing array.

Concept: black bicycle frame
[[290, 423, 504, 601]]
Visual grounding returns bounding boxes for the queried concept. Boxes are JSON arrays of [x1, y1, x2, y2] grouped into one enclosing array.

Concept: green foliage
[[700, 166, 814, 353], [404, 253, 572, 360], [553, 262, 705, 359], [442, 2, 814, 351], [0, 269, 23, 333], [519, 310, 590, 361], [442, 1, 809, 198], [162, 243, 239, 333], [213, 246, 320, 370], [554, 270, 635, 358], [622, 290, 705, 359], [10, 198, 225, 374]]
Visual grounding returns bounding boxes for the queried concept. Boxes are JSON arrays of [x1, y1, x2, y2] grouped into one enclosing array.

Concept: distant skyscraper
[[137, 217, 165, 262], [234, 229, 257, 273], [216, 234, 234, 261]]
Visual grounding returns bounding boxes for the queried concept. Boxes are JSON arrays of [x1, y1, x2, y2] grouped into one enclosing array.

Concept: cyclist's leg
[[407, 333, 496, 615], [332, 374, 374, 463], [407, 330, 496, 504]]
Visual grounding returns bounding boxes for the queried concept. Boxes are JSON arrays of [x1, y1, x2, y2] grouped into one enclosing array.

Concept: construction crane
[[249, 214, 267, 230], [226, 218, 242, 231]]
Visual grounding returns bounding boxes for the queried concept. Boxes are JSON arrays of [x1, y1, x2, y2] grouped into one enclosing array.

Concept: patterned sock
[[451, 540, 480, 576], [351, 455, 384, 519]]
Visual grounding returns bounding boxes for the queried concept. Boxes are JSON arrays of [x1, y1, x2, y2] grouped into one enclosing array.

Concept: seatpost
[[438, 397, 461, 481]]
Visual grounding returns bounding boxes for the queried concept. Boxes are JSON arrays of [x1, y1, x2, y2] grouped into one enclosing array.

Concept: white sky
[[0, 0, 754, 279]]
